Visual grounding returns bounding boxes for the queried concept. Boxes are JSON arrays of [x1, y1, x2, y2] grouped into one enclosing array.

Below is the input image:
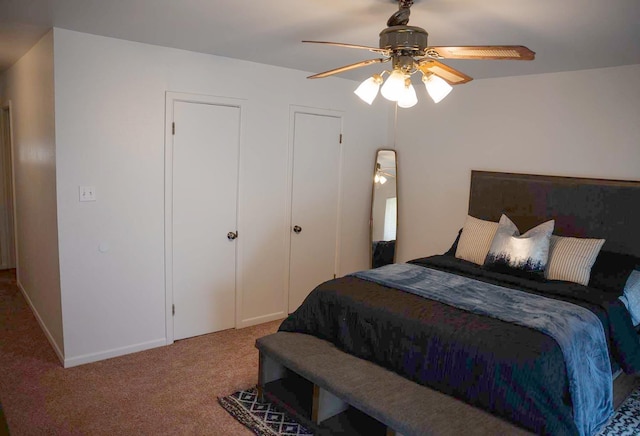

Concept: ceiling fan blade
[[427, 45, 535, 60], [307, 58, 390, 79], [417, 59, 473, 85], [302, 40, 391, 55]]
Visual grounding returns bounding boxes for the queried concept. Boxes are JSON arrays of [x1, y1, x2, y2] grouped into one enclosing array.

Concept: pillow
[[589, 250, 639, 293], [545, 235, 605, 286], [455, 215, 500, 265], [484, 215, 554, 276], [619, 270, 640, 326]]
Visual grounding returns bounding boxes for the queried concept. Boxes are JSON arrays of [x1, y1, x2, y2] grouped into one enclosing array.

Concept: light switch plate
[[79, 186, 96, 202]]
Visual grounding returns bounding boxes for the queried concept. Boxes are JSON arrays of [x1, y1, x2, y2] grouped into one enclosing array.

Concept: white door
[[289, 112, 342, 312], [172, 100, 240, 340]]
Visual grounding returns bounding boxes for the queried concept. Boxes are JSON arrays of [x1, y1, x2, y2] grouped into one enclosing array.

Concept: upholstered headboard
[[468, 171, 640, 258]]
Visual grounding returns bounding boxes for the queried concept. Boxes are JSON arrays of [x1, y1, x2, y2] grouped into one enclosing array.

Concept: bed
[[275, 170, 640, 435]]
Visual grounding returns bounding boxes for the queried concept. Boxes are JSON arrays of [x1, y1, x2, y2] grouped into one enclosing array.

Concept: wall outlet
[[79, 186, 96, 202]]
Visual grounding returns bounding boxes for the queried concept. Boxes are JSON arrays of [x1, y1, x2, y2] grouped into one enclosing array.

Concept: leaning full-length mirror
[[371, 149, 398, 268]]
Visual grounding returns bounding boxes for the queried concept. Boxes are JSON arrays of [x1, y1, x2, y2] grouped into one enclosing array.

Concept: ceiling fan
[[303, 0, 535, 107]]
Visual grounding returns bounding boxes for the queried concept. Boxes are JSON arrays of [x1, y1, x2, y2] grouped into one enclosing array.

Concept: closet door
[[288, 111, 342, 312], [171, 98, 240, 341]]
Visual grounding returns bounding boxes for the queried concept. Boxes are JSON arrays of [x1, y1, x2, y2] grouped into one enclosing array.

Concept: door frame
[[284, 105, 344, 314], [0, 101, 17, 271], [164, 92, 245, 344]]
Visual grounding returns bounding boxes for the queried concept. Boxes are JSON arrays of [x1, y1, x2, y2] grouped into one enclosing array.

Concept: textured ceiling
[[1, 0, 640, 82]]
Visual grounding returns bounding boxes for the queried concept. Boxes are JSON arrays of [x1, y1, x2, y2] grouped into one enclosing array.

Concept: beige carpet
[[0, 269, 282, 435]]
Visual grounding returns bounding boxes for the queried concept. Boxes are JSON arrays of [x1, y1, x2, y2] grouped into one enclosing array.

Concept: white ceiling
[[1, 0, 640, 82]]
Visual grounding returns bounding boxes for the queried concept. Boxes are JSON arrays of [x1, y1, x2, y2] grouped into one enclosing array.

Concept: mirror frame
[[370, 148, 398, 268]]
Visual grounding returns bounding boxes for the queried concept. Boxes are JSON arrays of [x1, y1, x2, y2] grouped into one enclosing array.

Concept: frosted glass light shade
[[375, 173, 387, 184], [423, 74, 453, 103], [397, 83, 418, 108], [380, 70, 406, 102], [354, 75, 383, 105]]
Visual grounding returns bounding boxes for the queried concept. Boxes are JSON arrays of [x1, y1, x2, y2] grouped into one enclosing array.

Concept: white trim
[[164, 91, 245, 344], [17, 280, 64, 365], [334, 115, 345, 277], [64, 338, 166, 368], [237, 312, 287, 329], [233, 98, 245, 332], [285, 105, 344, 313]]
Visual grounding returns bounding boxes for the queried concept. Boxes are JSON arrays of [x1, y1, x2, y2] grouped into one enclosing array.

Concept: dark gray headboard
[[468, 171, 640, 258]]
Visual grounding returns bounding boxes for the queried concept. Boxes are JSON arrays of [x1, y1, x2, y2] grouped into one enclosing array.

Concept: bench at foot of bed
[[255, 331, 533, 436]]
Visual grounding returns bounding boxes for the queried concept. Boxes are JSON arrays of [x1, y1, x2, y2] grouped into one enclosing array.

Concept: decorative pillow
[[589, 250, 639, 293], [619, 270, 640, 326], [545, 235, 605, 286], [455, 215, 500, 265], [484, 215, 554, 276]]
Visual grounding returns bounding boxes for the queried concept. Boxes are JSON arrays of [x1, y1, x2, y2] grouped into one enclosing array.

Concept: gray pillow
[[619, 270, 640, 326], [484, 215, 555, 276]]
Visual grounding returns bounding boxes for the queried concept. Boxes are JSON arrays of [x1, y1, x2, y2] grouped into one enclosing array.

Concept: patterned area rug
[[598, 388, 640, 436], [220, 386, 640, 435], [219, 388, 313, 436]]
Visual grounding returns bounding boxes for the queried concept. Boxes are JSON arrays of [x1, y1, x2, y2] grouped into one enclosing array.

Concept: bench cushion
[[256, 332, 532, 436]]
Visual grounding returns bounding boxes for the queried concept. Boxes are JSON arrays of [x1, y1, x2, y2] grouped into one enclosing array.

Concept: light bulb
[[380, 70, 406, 102], [423, 74, 452, 103], [379, 175, 387, 184], [374, 174, 380, 183], [354, 74, 383, 105], [397, 80, 418, 108]]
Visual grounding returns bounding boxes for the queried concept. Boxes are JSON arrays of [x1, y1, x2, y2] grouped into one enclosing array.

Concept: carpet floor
[[0, 269, 281, 435]]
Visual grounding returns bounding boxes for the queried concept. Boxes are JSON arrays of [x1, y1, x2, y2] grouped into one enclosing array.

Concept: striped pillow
[[545, 235, 605, 285], [455, 215, 500, 265]]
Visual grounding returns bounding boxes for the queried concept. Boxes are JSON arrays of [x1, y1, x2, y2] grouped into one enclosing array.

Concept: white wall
[[395, 64, 640, 262], [53, 29, 390, 366], [0, 31, 64, 360]]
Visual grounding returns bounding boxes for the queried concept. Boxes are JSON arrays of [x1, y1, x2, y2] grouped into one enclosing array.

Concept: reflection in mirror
[[371, 149, 397, 268]]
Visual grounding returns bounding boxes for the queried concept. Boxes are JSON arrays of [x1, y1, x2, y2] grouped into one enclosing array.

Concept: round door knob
[[293, 225, 302, 234], [227, 231, 238, 240]]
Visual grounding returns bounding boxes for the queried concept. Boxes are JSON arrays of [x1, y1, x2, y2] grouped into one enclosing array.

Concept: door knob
[[293, 225, 302, 234], [227, 231, 238, 240]]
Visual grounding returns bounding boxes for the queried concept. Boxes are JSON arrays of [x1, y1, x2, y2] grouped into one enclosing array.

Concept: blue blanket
[[352, 263, 613, 436]]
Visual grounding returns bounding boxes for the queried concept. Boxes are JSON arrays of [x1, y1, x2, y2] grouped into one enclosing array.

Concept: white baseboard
[[237, 311, 286, 329], [17, 280, 65, 366], [64, 338, 166, 368]]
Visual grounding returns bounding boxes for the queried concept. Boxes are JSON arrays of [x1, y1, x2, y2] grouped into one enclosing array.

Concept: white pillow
[[455, 215, 500, 266], [485, 215, 554, 274], [545, 235, 605, 285], [619, 270, 640, 326]]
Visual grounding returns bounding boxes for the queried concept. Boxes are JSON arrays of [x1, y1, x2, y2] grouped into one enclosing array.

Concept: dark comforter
[[278, 255, 640, 435]]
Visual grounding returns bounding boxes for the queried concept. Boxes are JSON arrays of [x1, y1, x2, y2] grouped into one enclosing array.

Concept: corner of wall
[[4, 28, 64, 361]]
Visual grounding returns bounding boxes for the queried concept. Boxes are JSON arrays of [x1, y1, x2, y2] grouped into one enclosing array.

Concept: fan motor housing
[[379, 25, 428, 55]]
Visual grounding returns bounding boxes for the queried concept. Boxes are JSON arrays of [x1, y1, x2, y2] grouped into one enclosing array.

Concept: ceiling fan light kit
[[397, 81, 418, 108], [305, 0, 535, 108], [354, 74, 384, 105], [422, 73, 452, 104]]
